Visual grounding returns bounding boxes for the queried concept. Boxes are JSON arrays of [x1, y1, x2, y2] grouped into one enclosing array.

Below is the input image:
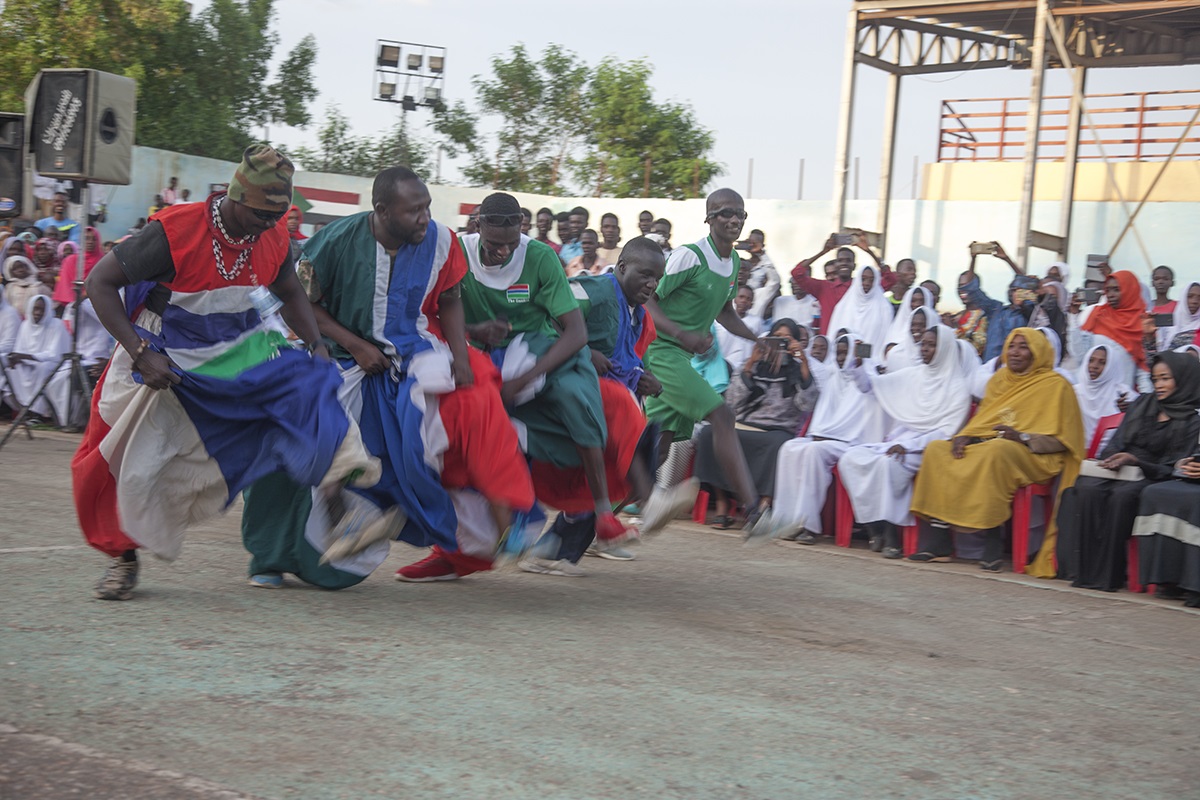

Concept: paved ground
[[2, 431, 1199, 800]]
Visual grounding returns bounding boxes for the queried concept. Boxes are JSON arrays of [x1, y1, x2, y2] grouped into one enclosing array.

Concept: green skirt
[[643, 339, 725, 441]]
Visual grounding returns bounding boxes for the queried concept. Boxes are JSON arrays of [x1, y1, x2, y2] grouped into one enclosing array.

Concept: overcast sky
[[202, 0, 1200, 200]]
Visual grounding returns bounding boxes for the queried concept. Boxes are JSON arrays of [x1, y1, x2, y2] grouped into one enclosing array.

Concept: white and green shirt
[[653, 236, 740, 348], [459, 233, 578, 348]]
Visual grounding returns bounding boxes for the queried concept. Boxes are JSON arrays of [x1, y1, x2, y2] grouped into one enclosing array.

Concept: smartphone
[[834, 233, 856, 247], [1154, 313, 1174, 328], [969, 241, 997, 256], [1085, 253, 1108, 284], [762, 336, 788, 350], [854, 342, 872, 359], [1082, 287, 1102, 304]]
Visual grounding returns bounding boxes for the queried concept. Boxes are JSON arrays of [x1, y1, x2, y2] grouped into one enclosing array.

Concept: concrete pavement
[[1, 432, 1198, 799]]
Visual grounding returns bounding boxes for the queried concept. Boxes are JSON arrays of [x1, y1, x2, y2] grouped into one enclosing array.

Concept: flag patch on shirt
[[506, 284, 531, 303]]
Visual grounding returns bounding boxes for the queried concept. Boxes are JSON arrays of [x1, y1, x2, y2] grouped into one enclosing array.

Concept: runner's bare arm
[[716, 301, 758, 341], [438, 282, 474, 386]]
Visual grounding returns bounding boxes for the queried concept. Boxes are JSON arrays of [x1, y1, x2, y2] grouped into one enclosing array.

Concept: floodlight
[[401, 95, 418, 112], [429, 56, 444, 73], [377, 44, 400, 68], [378, 81, 396, 100], [424, 86, 441, 103], [408, 54, 422, 71]]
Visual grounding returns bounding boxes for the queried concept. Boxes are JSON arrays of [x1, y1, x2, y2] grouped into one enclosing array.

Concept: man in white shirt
[[717, 284, 764, 371], [769, 277, 821, 329], [736, 229, 780, 318]]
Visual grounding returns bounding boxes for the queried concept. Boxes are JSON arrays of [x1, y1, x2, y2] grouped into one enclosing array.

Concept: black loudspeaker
[[0, 112, 23, 218], [25, 68, 135, 185]]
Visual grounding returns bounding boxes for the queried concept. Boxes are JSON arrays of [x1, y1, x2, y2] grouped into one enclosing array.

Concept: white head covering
[[1173, 282, 1200, 335], [808, 333, 886, 443], [1037, 326, 1076, 384], [63, 298, 114, 365], [13, 294, 68, 358], [884, 286, 934, 349], [1174, 344, 1200, 359], [1073, 343, 1134, 445], [1047, 261, 1070, 285], [867, 325, 971, 435], [0, 284, 21, 356], [1042, 281, 1069, 310], [884, 306, 935, 369], [3, 255, 38, 286], [827, 265, 894, 349], [956, 337, 981, 376]]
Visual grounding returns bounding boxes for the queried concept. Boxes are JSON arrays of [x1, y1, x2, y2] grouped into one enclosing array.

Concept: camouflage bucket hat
[[228, 144, 294, 213]]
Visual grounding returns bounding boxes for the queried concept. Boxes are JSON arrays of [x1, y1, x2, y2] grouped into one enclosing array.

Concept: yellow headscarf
[[958, 327, 1084, 577]]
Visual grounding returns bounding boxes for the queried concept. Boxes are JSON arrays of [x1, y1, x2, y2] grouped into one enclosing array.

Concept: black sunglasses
[[479, 212, 524, 227], [706, 207, 748, 221], [250, 207, 286, 222]]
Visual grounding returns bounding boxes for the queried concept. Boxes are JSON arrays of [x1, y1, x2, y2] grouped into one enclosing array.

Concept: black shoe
[[882, 546, 902, 560], [979, 559, 1003, 572], [94, 553, 139, 601], [1183, 591, 1200, 609], [1155, 584, 1185, 600], [868, 533, 884, 552], [907, 551, 950, 563], [795, 530, 818, 545]]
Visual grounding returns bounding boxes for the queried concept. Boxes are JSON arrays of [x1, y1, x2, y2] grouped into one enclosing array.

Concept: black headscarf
[[1149, 351, 1200, 420], [1102, 351, 1200, 471]]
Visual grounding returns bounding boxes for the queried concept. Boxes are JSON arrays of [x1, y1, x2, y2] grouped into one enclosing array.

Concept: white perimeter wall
[[93, 146, 1200, 312]]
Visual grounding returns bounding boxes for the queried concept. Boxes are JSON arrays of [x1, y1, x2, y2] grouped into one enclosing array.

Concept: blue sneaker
[[248, 572, 284, 589]]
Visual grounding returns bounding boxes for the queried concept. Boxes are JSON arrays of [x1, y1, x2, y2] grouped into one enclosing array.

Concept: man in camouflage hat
[[74, 144, 396, 601]]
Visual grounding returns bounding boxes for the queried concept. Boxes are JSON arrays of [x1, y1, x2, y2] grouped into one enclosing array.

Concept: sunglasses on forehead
[[479, 212, 523, 227], [706, 207, 748, 221]]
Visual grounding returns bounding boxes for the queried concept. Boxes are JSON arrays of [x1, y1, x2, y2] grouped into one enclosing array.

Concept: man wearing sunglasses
[[643, 188, 769, 537], [454, 191, 639, 552], [76, 145, 390, 600]]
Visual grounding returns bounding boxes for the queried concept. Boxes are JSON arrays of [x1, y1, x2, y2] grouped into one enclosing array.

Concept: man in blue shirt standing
[[959, 242, 1043, 361], [557, 205, 588, 265], [35, 191, 80, 243]]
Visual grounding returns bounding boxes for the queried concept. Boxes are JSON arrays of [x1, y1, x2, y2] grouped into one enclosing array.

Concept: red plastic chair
[[902, 523, 919, 555], [833, 468, 853, 547], [1011, 481, 1056, 574]]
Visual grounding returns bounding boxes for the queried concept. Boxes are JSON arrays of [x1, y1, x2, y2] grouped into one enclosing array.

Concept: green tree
[[0, 0, 319, 162], [450, 43, 591, 193], [290, 105, 430, 178], [573, 58, 722, 199]]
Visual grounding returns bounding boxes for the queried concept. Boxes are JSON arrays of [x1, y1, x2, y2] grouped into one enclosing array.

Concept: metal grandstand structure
[[838, 0, 1200, 267]]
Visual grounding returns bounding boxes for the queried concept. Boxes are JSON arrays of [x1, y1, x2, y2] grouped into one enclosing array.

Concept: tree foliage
[[0, 0, 319, 162], [574, 58, 722, 200], [290, 105, 430, 179], [432, 45, 720, 198]]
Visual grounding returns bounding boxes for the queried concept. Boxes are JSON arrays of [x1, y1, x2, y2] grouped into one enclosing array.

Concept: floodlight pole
[[1016, 0, 1050, 274], [876, 70, 902, 256], [1059, 63, 1087, 260], [832, 6, 859, 234]]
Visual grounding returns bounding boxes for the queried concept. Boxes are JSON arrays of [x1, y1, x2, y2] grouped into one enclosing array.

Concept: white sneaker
[[518, 557, 586, 577], [320, 506, 407, 564], [640, 478, 701, 535], [585, 544, 636, 561]]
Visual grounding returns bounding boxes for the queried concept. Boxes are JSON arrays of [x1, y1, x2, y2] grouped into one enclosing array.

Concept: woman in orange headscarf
[[909, 328, 1085, 576], [1081, 269, 1148, 370]]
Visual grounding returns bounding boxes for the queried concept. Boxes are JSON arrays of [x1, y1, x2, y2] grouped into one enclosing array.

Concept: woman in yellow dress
[[909, 327, 1084, 576]]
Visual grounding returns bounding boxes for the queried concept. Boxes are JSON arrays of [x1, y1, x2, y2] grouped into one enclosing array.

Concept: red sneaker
[[395, 553, 458, 582], [595, 512, 639, 546]]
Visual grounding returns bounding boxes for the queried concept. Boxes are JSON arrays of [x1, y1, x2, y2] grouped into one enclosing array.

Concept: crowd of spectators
[[5, 184, 1200, 606]]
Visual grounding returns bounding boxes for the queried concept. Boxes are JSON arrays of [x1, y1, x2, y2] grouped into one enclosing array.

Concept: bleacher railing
[[938, 90, 1200, 163]]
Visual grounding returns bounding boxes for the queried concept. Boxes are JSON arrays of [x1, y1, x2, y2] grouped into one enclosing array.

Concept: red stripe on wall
[[295, 186, 360, 205]]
